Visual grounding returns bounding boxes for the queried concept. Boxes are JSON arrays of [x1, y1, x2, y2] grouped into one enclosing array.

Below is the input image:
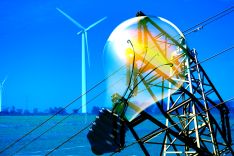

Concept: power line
[[11, 77, 123, 155], [45, 122, 92, 156], [155, 6, 233, 40], [183, 6, 233, 35], [0, 66, 124, 154], [198, 46, 234, 64], [184, 10, 233, 36], [110, 96, 234, 156]]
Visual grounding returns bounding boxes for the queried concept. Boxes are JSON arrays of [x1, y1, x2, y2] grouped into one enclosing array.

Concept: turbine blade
[[84, 32, 91, 67], [85, 16, 107, 31], [56, 8, 85, 30], [77, 30, 83, 35], [2, 76, 7, 86]]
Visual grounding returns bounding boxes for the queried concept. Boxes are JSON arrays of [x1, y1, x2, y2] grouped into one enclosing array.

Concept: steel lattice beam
[[125, 15, 233, 156]]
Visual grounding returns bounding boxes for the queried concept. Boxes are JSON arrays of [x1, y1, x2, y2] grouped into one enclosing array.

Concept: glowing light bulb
[[103, 16, 188, 121]]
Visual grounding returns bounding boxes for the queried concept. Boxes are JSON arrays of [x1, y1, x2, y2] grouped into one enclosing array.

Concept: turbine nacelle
[[76, 16, 107, 35]]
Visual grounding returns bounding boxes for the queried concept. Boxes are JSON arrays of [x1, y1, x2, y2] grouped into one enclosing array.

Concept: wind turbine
[[0, 76, 7, 112], [56, 8, 107, 114]]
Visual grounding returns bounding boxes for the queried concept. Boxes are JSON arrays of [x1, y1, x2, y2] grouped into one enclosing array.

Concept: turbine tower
[[56, 8, 107, 113], [0, 76, 7, 112]]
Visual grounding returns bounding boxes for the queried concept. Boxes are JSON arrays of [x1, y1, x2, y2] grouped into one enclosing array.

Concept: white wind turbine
[[56, 8, 107, 113], [0, 76, 7, 112]]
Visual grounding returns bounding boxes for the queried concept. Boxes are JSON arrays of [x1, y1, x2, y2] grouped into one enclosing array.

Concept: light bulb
[[103, 16, 188, 121]]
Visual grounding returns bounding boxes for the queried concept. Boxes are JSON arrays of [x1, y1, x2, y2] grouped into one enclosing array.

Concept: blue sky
[[0, 0, 233, 112]]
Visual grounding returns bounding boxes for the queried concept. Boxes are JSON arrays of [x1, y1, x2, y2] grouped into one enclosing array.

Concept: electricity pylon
[[125, 14, 233, 156]]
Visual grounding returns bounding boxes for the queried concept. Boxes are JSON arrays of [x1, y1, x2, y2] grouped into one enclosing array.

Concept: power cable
[[197, 46, 234, 64], [183, 6, 233, 35], [45, 122, 92, 156], [152, 7, 233, 40], [10, 77, 123, 156], [184, 10, 233, 36], [0, 66, 124, 154]]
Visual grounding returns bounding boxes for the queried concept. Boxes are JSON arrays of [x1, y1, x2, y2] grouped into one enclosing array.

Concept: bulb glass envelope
[[104, 16, 188, 121]]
